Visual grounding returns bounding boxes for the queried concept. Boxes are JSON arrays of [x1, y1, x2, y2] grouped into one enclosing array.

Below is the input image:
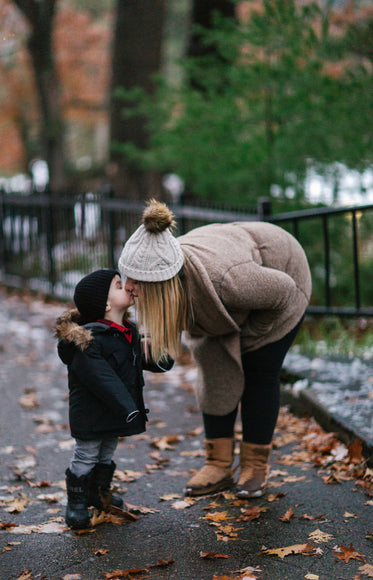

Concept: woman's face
[[124, 277, 139, 298]]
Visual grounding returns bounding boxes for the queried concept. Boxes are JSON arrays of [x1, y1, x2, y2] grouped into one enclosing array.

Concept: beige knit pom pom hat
[[118, 199, 184, 282]]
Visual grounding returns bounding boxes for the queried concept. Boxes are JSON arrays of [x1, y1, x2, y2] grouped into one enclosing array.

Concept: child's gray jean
[[70, 438, 118, 477]]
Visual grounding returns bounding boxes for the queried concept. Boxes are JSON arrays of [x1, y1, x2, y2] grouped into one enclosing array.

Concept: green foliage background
[[115, 0, 373, 207]]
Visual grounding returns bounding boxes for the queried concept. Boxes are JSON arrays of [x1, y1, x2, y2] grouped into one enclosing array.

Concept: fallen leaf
[[16, 572, 33, 580], [308, 529, 334, 543], [322, 473, 343, 484], [171, 499, 195, 510], [237, 506, 267, 521], [28, 480, 52, 488], [103, 568, 147, 579], [180, 449, 205, 457], [358, 563, 373, 577], [94, 548, 109, 556], [114, 470, 142, 483], [90, 507, 137, 528], [124, 502, 160, 514], [4, 494, 29, 513], [222, 492, 237, 501], [269, 469, 289, 477], [61, 575, 82, 580], [261, 543, 317, 558], [203, 510, 233, 522], [151, 434, 183, 450], [159, 493, 181, 501], [233, 566, 262, 577], [148, 451, 169, 465], [36, 493, 64, 503], [108, 505, 139, 521], [305, 574, 319, 579], [348, 439, 364, 463], [5, 541, 21, 545], [204, 500, 223, 510], [24, 446, 37, 455], [279, 506, 295, 522], [200, 551, 230, 559], [0, 522, 17, 530], [343, 511, 357, 518], [8, 521, 67, 534], [73, 528, 96, 535], [266, 492, 286, 502], [19, 390, 39, 408], [148, 557, 174, 568], [300, 513, 326, 522], [215, 524, 243, 542], [333, 543, 366, 563], [103, 558, 173, 579], [188, 426, 204, 436]]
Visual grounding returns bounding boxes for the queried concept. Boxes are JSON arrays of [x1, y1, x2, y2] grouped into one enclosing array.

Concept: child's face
[[107, 274, 134, 311]]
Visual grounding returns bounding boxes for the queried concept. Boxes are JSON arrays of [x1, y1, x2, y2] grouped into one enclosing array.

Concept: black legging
[[203, 318, 303, 445]]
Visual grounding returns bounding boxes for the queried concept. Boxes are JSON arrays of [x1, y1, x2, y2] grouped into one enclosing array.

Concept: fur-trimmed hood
[[55, 309, 93, 351]]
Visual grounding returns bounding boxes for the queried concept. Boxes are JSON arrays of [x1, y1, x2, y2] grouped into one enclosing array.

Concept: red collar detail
[[97, 319, 132, 343]]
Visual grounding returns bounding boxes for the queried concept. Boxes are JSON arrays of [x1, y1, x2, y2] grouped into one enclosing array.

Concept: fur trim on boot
[[236, 441, 271, 498], [65, 468, 92, 529], [89, 461, 123, 510], [185, 438, 235, 497]]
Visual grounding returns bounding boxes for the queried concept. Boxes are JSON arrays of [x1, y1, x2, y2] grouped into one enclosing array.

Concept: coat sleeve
[[140, 341, 174, 373], [220, 261, 299, 336], [221, 261, 297, 312], [70, 341, 139, 423], [142, 353, 175, 373]]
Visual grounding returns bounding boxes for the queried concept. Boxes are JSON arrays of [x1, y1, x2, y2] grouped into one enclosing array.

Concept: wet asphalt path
[[0, 287, 372, 580]]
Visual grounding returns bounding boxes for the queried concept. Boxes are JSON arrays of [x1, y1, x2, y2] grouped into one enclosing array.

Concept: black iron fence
[[0, 189, 372, 316], [271, 203, 373, 317]]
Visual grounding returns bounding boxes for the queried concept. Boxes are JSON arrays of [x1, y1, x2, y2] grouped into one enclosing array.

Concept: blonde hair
[[137, 273, 189, 363]]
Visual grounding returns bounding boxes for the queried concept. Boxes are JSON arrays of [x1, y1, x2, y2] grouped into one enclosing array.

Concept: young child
[[55, 268, 173, 529]]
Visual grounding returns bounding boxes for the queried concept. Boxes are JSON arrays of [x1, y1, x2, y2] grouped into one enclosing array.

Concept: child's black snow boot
[[89, 461, 124, 510], [65, 468, 91, 529]]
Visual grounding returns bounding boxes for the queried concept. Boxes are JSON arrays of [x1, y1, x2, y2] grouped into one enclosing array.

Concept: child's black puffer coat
[[55, 310, 173, 440]]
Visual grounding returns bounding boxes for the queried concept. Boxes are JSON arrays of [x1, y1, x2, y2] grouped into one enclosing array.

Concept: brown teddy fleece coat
[[178, 221, 312, 415]]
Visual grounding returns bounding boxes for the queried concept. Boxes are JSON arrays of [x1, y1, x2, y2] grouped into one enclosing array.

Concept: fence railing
[[0, 190, 372, 316], [271, 203, 373, 317]]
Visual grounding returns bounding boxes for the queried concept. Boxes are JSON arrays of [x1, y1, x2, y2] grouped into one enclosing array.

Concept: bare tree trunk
[[109, 0, 167, 199], [13, 0, 65, 194]]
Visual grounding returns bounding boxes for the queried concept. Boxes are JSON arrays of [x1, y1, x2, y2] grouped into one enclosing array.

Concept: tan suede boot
[[184, 438, 235, 496], [236, 441, 271, 498]]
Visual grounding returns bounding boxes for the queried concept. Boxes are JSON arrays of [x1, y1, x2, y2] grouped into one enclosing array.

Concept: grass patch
[[294, 316, 373, 360]]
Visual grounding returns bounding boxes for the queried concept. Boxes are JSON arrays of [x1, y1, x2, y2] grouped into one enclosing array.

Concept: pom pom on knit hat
[[118, 199, 184, 282], [73, 269, 119, 322]]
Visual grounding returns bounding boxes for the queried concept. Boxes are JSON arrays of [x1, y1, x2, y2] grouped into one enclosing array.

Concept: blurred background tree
[[108, 0, 168, 199], [10, 0, 65, 194], [115, 0, 373, 206], [0, 0, 372, 203], [0, 0, 112, 193]]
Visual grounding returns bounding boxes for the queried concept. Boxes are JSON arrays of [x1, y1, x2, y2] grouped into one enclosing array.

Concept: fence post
[[102, 184, 116, 269], [0, 188, 6, 269], [257, 197, 271, 221], [351, 210, 361, 311], [44, 188, 56, 291]]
